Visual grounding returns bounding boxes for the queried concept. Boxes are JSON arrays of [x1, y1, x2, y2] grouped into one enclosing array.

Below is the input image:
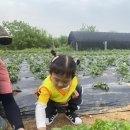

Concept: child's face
[[51, 73, 72, 89]]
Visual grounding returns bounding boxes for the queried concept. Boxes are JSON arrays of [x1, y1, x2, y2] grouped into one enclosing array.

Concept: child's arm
[[35, 102, 47, 130], [35, 86, 50, 130]]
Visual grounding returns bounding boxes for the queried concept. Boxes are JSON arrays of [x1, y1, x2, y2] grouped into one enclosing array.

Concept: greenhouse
[[68, 31, 130, 50]]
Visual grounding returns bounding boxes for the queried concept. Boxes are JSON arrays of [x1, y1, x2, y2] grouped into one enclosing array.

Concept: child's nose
[[57, 81, 64, 87]]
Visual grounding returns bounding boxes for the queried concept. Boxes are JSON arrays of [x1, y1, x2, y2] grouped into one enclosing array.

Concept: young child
[[35, 50, 83, 130]]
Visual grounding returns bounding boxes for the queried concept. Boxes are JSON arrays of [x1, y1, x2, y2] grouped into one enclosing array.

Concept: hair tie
[[51, 56, 59, 62]]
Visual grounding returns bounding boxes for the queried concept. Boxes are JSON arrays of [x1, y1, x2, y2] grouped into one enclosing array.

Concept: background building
[[68, 31, 130, 50]]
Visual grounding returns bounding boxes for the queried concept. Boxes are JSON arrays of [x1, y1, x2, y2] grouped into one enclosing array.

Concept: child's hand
[[71, 90, 79, 99]]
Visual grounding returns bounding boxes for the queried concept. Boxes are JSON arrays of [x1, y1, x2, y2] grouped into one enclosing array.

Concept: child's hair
[[49, 50, 76, 78]]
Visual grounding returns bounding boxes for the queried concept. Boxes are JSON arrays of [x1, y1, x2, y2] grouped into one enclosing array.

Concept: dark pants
[[46, 85, 83, 115], [0, 93, 24, 130]]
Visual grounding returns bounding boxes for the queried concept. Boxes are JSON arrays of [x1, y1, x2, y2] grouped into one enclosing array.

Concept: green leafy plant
[[116, 61, 130, 82], [92, 82, 109, 91], [6, 62, 20, 83], [52, 119, 130, 130]]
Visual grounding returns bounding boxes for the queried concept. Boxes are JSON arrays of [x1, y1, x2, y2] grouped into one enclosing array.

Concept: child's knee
[[76, 85, 83, 95]]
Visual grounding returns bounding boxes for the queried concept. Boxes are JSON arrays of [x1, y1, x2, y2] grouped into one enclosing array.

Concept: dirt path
[[7, 104, 130, 130]]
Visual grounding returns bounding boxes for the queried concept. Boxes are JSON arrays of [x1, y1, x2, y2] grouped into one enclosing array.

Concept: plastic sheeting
[[12, 61, 41, 118], [79, 82, 130, 112], [0, 116, 7, 130], [78, 67, 130, 112]]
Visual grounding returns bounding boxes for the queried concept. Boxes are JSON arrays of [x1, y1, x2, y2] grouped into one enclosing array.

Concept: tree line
[[1, 20, 99, 50], [1, 20, 68, 50]]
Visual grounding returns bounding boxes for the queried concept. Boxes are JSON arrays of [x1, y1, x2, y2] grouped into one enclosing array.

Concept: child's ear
[[76, 59, 80, 65]]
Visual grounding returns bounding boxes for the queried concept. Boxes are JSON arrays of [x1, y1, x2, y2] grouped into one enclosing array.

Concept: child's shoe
[[46, 110, 58, 125], [65, 111, 82, 125]]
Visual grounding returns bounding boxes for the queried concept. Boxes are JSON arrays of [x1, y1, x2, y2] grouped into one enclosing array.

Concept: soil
[[7, 104, 130, 130]]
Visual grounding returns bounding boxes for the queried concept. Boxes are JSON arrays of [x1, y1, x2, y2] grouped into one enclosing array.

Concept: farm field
[[1, 48, 130, 129]]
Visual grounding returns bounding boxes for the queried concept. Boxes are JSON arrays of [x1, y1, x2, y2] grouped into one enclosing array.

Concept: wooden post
[[76, 42, 78, 51], [103, 41, 107, 50]]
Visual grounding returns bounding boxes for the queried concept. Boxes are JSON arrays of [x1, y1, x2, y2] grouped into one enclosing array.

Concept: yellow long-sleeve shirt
[[35, 75, 78, 104]]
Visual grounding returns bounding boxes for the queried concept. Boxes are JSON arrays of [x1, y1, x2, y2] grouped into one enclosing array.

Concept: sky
[[0, 0, 130, 37]]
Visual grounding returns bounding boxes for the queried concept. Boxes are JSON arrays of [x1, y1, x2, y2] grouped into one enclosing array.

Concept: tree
[[79, 24, 98, 32], [58, 35, 68, 45], [2, 20, 53, 49]]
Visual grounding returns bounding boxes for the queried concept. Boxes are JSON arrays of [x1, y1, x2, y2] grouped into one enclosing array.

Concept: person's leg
[[0, 96, 7, 130], [45, 100, 58, 125], [65, 85, 83, 125], [1, 93, 24, 130]]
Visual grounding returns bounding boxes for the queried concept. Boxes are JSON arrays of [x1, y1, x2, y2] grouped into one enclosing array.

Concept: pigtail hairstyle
[[76, 59, 80, 66], [49, 50, 76, 78], [51, 50, 56, 57]]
